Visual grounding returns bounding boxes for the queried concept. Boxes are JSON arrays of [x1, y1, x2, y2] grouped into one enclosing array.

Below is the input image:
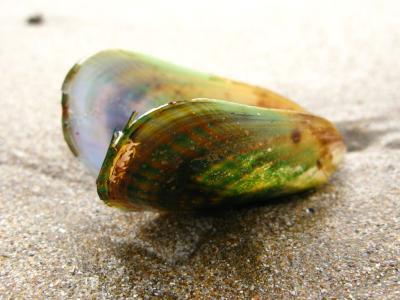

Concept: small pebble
[[26, 14, 44, 25], [306, 207, 315, 214]]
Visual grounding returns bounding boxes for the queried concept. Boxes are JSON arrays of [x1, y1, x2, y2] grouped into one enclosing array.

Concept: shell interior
[[62, 50, 304, 174]]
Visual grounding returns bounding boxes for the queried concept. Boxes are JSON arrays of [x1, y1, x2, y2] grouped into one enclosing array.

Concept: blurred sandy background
[[0, 0, 399, 298]]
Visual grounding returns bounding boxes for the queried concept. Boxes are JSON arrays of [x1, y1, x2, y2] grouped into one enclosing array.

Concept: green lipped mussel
[[62, 50, 345, 212]]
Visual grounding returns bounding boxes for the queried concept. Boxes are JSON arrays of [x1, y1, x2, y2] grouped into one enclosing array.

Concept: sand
[[0, 0, 399, 298]]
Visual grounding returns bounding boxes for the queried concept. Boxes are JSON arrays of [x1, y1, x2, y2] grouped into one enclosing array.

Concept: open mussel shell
[[62, 50, 345, 212], [62, 50, 304, 174]]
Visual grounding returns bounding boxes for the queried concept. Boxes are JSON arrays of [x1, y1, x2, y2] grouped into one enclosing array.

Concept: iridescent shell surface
[[62, 50, 345, 212]]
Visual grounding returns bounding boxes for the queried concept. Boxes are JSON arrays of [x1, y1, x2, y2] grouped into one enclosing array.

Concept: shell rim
[[61, 63, 82, 157]]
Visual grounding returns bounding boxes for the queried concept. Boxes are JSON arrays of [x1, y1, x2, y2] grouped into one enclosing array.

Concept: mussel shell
[[62, 50, 304, 174], [97, 99, 345, 212]]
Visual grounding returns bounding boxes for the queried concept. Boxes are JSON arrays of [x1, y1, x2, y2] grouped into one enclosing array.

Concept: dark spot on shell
[[257, 99, 267, 107], [153, 82, 162, 89], [173, 89, 184, 98], [316, 160, 322, 169], [26, 14, 44, 25], [291, 129, 301, 144]]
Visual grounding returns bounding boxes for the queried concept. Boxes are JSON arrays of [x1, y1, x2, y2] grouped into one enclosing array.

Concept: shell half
[[61, 50, 345, 212], [62, 50, 304, 174], [97, 99, 344, 211]]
